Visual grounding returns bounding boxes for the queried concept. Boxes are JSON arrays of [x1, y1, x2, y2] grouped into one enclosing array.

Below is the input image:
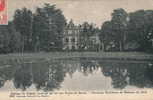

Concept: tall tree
[[127, 10, 153, 52], [32, 4, 66, 51], [0, 25, 11, 53], [100, 21, 115, 51], [79, 22, 96, 50], [13, 8, 33, 52], [111, 8, 129, 51], [8, 22, 22, 52]]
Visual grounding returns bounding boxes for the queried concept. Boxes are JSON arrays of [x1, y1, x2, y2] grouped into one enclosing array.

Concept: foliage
[[0, 5, 153, 53], [79, 22, 99, 50], [32, 4, 66, 51], [100, 8, 153, 52], [13, 8, 33, 52]]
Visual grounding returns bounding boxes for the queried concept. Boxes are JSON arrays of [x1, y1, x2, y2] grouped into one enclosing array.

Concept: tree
[[0, 25, 11, 53], [13, 8, 33, 52], [127, 10, 153, 52], [32, 4, 66, 51], [100, 21, 115, 51], [79, 22, 97, 50], [111, 8, 129, 51], [8, 22, 22, 52]]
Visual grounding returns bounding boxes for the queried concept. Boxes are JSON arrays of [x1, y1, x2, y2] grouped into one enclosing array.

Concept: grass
[[0, 51, 152, 68], [0, 51, 153, 60]]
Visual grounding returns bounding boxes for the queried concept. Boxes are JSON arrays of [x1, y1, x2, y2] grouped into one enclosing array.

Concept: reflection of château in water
[[62, 60, 81, 77]]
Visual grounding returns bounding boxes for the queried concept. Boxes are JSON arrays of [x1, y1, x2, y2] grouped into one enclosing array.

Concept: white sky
[[8, 0, 153, 27]]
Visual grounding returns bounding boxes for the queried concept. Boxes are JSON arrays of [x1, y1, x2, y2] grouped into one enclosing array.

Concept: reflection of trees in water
[[13, 63, 33, 90], [46, 61, 66, 91], [145, 63, 153, 85], [14, 62, 65, 90], [12, 61, 66, 91], [128, 64, 148, 88], [0, 64, 18, 88], [31, 61, 49, 90], [0, 59, 153, 90], [99, 61, 153, 89], [109, 67, 128, 89], [99, 62, 129, 89], [0, 73, 7, 88]]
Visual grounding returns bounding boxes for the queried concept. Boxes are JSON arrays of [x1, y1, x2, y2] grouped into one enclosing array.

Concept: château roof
[[65, 19, 83, 30]]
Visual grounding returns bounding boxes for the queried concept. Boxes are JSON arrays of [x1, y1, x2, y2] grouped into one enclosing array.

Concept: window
[[71, 38, 75, 42], [65, 38, 69, 42]]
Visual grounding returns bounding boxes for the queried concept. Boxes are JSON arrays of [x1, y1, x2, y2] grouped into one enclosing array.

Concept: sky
[[8, 0, 153, 27]]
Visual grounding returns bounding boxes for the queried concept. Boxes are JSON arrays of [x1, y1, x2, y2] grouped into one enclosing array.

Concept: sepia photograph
[[0, 0, 153, 99]]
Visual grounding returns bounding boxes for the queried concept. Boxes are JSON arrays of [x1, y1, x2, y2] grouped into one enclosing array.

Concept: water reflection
[[14, 64, 32, 90], [100, 61, 153, 89], [0, 59, 152, 91]]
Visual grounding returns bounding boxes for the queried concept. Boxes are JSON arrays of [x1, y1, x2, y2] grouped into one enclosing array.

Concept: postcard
[[0, 0, 153, 100]]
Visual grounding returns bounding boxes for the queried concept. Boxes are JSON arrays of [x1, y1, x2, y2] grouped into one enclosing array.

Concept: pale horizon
[[8, 0, 153, 27]]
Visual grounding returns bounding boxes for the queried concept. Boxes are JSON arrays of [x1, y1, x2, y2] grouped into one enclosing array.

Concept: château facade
[[62, 20, 101, 51], [63, 20, 82, 50]]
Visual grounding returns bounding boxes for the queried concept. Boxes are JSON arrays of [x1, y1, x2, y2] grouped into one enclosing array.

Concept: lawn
[[0, 51, 152, 68], [0, 51, 152, 61]]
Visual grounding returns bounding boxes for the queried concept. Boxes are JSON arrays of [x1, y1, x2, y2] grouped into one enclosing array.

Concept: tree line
[[0, 3, 67, 53], [100, 8, 153, 52], [0, 3, 152, 53]]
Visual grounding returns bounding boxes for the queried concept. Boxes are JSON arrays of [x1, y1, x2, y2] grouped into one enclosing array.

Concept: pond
[[0, 58, 152, 91]]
